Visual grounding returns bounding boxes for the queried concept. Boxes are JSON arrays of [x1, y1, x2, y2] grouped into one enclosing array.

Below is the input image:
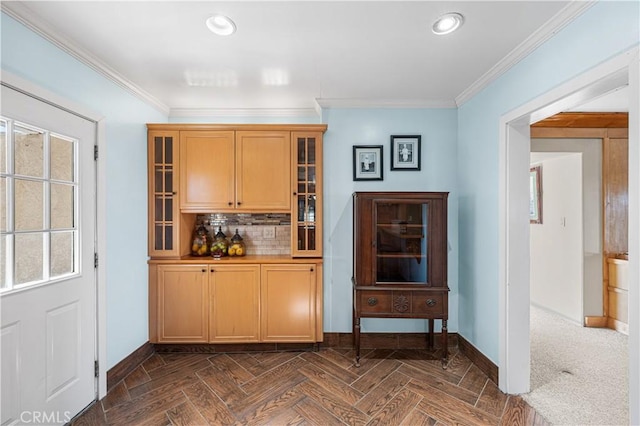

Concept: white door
[[1, 84, 97, 424]]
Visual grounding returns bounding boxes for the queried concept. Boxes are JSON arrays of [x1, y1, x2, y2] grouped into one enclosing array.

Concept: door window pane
[[14, 232, 44, 285], [14, 126, 44, 178], [50, 136, 74, 182], [51, 183, 74, 229], [0, 120, 7, 173], [0, 234, 8, 289], [0, 177, 7, 232], [51, 231, 74, 277], [15, 179, 44, 231]]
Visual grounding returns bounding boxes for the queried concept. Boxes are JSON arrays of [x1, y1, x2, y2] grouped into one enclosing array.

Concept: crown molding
[[316, 98, 457, 109], [1, 2, 170, 116], [455, 1, 597, 107], [170, 107, 320, 118]]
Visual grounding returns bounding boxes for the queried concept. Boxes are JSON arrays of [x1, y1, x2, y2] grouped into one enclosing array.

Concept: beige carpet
[[523, 305, 628, 425]]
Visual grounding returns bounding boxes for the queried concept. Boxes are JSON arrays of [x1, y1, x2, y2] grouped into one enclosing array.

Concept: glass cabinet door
[[374, 201, 428, 284], [148, 131, 180, 257], [291, 132, 323, 257]]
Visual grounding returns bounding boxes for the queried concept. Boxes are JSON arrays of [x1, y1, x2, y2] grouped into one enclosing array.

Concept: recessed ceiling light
[[432, 12, 464, 35], [206, 14, 236, 36]]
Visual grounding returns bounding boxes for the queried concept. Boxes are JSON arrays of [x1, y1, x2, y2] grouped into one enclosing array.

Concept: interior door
[[1, 84, 97, 424]]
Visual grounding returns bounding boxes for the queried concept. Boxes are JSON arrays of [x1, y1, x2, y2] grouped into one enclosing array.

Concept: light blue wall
[[3, 0, 638, 372], [321, 108, 458, 333], [1, 13, 168, 369], [457, 0, 639, 362]]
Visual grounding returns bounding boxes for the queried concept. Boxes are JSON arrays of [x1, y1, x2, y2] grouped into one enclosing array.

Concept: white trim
[[96, 119, 107, 398], [1, 2, 170, 116], [456, 1, 596, 107], [498, 47, 639, 421], [0, 70, 109, 400], [169, 107, 320, 118], [316, 98, 456, 109], [627, 48, 640, 426]]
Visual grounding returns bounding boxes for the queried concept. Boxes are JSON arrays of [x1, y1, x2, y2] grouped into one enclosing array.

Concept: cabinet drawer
[[412, 293, 445, 315], [359, 291, 392, 313]]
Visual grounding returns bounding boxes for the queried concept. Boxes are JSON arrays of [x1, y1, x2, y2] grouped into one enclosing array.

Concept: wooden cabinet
[[209, 264, 261, 342], [180, 131, 235, 211], [291, 132, 323, 257], [352, 192, 449, 366], [156, 264, 209, 343], [149, 260, 323, 344], [607, 258, 628, 334], [147, 124, 326, 346], [261, 264, 319, 342], [179, 130, 290, 212], [236, 131, 291, 212], [148, 131, 182, 258]]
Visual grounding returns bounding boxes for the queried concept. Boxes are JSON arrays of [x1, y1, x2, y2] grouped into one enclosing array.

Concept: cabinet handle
[[172, 191, 177, 195], [367, 297, 378, 306], [426, 299, 437, 307]]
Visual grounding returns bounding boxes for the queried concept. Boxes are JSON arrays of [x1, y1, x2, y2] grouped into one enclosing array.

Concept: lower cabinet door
[[209, 264, 261, 342], [157, 264, 209, 343], [261, 264, 316, 342]]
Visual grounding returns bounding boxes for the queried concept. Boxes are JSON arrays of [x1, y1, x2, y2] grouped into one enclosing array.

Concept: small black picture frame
[[353, 145, 383, 181], [390, 135, 421, 171]]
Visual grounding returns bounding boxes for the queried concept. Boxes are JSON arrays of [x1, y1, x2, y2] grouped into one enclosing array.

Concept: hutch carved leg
[[353, 316, 361, 367], [427, 319, 435, 349]]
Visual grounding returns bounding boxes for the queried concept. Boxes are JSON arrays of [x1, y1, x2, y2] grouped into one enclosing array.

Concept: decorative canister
[[228, 229, 246, 257], [190, 223, 211, 256], [210, 226, 229, 258]]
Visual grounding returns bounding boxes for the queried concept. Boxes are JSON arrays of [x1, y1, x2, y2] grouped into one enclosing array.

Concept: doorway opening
[[498, 47, 638, 422]]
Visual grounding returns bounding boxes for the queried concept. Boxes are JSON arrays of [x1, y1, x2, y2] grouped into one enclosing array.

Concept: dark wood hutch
[[352, 192, 449, 366]]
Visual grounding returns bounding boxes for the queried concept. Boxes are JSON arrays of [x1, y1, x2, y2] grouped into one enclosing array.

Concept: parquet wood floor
[[72, 347, 548, 426]]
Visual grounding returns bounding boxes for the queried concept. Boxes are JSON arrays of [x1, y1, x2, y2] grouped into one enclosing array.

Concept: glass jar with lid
[[228, 229, 246, 257], [210, 226, 229, 258], [190, 223, 211, 256]]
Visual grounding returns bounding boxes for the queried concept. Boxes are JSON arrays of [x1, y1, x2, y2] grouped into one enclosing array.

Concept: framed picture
[[530, 165, 542, 224], [353, 145, 383, 181], [390, 135, 421, 171]]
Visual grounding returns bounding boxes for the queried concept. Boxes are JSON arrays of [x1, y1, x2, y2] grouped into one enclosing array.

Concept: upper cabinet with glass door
[[148, 130, 181, 258], [291, 132, 323, 257]]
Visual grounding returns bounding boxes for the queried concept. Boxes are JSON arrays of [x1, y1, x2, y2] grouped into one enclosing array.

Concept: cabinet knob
[[201, 269, 206, 273], [367, 297, 378, 306], [210, 269, 214, 273], [228, 202, 233, 206], [237, 201, 242, 206], [293, 192, 297, 195], [426, 299, 437, 307], [310, 267, 314, 272]]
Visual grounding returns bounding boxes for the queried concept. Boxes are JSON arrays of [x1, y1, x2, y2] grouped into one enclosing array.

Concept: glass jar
[[190, 224, 211, 256], [228, 229, 246, 257], [210, 226, 229, 258]]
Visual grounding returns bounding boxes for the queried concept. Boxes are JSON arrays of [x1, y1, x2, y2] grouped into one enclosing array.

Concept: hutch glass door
[[374, 200, 428, 284]]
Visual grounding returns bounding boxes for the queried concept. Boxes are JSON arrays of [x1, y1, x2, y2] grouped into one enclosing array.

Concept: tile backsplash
[[196, 214, 291, 256]]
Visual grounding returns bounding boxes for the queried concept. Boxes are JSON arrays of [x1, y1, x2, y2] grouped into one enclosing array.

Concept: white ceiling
[[3, 1, 627, 116]]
